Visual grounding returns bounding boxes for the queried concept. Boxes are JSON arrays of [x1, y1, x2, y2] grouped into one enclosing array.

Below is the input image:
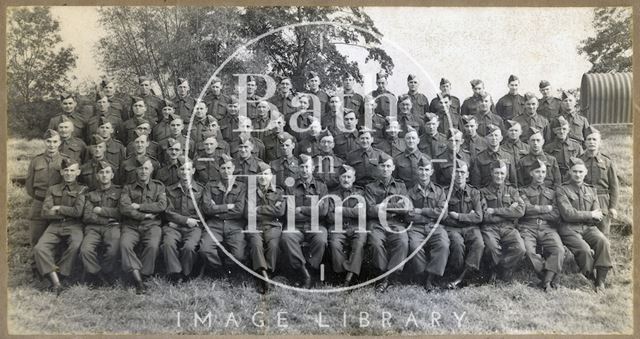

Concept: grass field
[[6, 127, 634, 335]]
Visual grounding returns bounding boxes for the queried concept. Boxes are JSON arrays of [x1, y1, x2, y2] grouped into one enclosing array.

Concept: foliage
[[577, 7, 632, 73]]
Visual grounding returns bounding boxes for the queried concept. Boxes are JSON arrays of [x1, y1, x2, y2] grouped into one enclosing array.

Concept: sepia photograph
[[3, 3, 635, 336]]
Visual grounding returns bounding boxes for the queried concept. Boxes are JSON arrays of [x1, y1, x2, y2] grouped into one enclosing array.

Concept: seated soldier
[[444, 159, 484, 289], [347, 127, 389, 187], [200, 154, 248, 277], [393, 126, 425, 188], [364, 153, 411, 293], [326, 165, 368, 287], [517, 127, 562, 187], [94, 118, 127, 170], [518, 160, 565, 291], [119, 157, 168, 294], [80, 160, 122, 286], [156, 139, 185, 187], [471, 124, 516, 187], [405, 156, 450, 292], [557, 157, 612, 292], [544, 116, 584, 183], [58, 117, 87, 164], [245, 163, 285, 294], [125, 120, 160, 159], [161, 159, 204, 283], [34, 158, 86, 294], [280, 154, 329, 288], [269, 132, 299, 187], [375, 119, 407, 158], [313, 129, 345, 192], [434, 129, 471, 187], [118, 134, 160, 185], [501, 120, 530, 164], [480, 160, 526, 282]]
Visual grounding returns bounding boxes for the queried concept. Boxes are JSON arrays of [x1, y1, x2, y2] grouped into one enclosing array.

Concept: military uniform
[[204, 93, 230, 120], [126, 139, 160, 161], [189, 115, 213, 144], [246, 183, 285, 273], [581, 152, 619, 235], [229, 136, 265, 160], [544, 137, 583, 181], [308, 89, 329, 116], [369, 88, 396, 117], [501, 137, 530, 164], [233, 155, 268, 182], [193, 153, 225, 184], [434, 148, 471, 187], [295, 134, 321, 157], [517, 152, 562, 187], [474, 111, 504, 137], [174, 95, 197, 123], [470, 147, 517, 187], [443, 184, 484, 272], [156, 160, 182, 187], [430, 94, 461, 115], [48, 112, 87, 142], [537, 96, 562, 121], [495, 93, 525, 120], [396, 112, 425, 138], [107, 93, 132, 121], [462, 133, 489, 160], [269, 92, 297, 122], [219, 113, 241, 143], [313, 151, 345, 191], [79, 158, 117, 190], [327, 185, 368, 275], [461, 94, 494, 117], [87, 112, 123, 141], [393, 148, 425, 188], [270, 155, 299, 187], [122, 117, 156, 146], [377, 136, 407, 159], [418, 132, 448, 159], [562, 111, 590, 144], [343, 90, 365, 124], [157, 134, 195, 164], [118, 155, 161, 185], [119, 178, 168, 275], [334, 129, 360, 160], [514, 112, 549, 142], [252, 114, 272, 140], [59, 136, 87, 164], [346, 146, 389, 186], [151, 119, 173, 143], [34, 181, 87, 276], [406, 91, 430, 116], [140, 93, 164, 124], [434, 108, 461, 135], [104, 138, 127, 170]]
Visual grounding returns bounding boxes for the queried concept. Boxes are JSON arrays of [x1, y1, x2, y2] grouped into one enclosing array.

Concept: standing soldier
[[204, 77, 230, 120], [471, 124, 517, 188], [48, 92, 87, 142], [122, 97, 156, 145], [101, 77, 131, 122], [152, 100, 177, 142], [188, 101, 212, 143], [500, 120, 530, 165], [434, 129, 471, 187], [313, 129, 345, 192], [342, 72, 365, 124], [87, 92, 124, 142], [347, 127, 389, 187], [518, 160, 565, 291], [474, 92, 504, 137], [544, 116, 583, 181], [537, 80, 562, 121], [432, 93, 461, 135], [418, 113, 448, 159], [137, 76, 163, 123], [252, 100, 273, 140], [517, 127, 562, 187], [263, 111, 288, 162], [269, 132, 299, 187], [306, 71, 329, 116], [245, 163, 286, 293], [79, 135, 114, 190], [233, 135, 269, 182], [514, 92, 550, 142], [126, 121, 160, 160], [405, 156, 450, 291], [333, 109, 360, 159], [396, 94, 425, 138], [280, 154, 329, 288], [80, 160, 122, 285], [393, 126, 425, 187], [461, 79, 494, 117], [444, 160, 484, 289], [243, 75, 260, 119], [119, 157, 168, 294], [58, 117, 88, 164], [157, 114, 195, 163], [557, 158, 612, 292], [156, 140, 185, 187], [362, 95, 389, 141], [480, 160, 526, 282], [118, 134, 160, 185], [430, 77, 461, 114], [365, 153, 411, 292], [174, 77, 197, 122], [326, 165, 367, 287], [269, 76, 297, 122], [322, 94, 344, 135], [495, 75, 525, 120], [286, 94, 312, 141], [200, 155, 248, 277], [560, 91, 590, 144], [94, 118, 126, 173], [580, 127, 619, 235], [369, 71, 396, 118], [220, 96, 242, 143], [194, 135, 227, 185], [404, 74, 430, 117], [460, 115, 488, 160], [376, 119, 407, 158], [161, 159, 204, 282], [34, 158, 86, 294]]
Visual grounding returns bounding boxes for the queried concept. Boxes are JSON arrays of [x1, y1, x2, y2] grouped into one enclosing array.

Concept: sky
[[49, 6, 600, 99]]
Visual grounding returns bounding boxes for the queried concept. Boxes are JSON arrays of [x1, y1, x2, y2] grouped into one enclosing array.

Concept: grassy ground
[[6, 130, 634, 335]]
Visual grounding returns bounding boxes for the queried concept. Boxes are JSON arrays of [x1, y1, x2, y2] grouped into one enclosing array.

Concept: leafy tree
[[578, 7, 632, 73]]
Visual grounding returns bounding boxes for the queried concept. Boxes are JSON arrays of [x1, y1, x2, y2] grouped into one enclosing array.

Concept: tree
[[577, 7, 632, 73], [7, 7, 77, 137]]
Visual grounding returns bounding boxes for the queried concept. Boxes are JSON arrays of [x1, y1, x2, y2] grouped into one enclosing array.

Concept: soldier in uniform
[[461, 79, 494, 117], [269, 132, 299, 187], [361, 95, 389, 141], [269, 76, 297, 121], [138, 76, 163, 123], [333, 109, 360, 159], [189, 101, 212, 143], [342, 72, 365, 125], [174, 77, 197, 122], [203, 77, 230, 120], [58, 117, 87, 163], [34, 158, 86, 294], [393, 126, 425, 187], [376, 119, 407, 158], [79, 135, 114, 190], [405, 156, 450, 291], [364, 153, 411, 292], [122, 97, 156, 145], [48, 92, 87, 142], [444, 159, 484, 289], [474, 92, 504, 137], [418, 113, 448, 159], [495, 75, 525, 120], [162, 159, 204, 282], [306, 71, 329, 116], [243, 75, 260, 120], [396, 94, 425, 138], [220, 96, 242, 143], [295, 117, 323, 157], [200, 154, 248, 276], [119, 157, 168, 293], [556, 158, 612, 292], [125, 121, 160, 160], [118, 134, 160, 185], [326, 164, 367, 287], [479, 160, 526, 281], [285, 94, 312, 142], [434, 129, 471, 187], [245, 162, 286, 293], [537, 80, 562, 121], [261, 111, 288, 163], [157, 114, 195, 163], [233, 135, 269, 182], [322, 94, 345, 135], [460, 115, 488, 159], [500, 120, 530, 164], [152, 100, 177, 142], [156, 139, 185, 187], [194, 135, 227, 184], [429, 77, 461, 115], [228, 116, 265, 160], [580, 127, 619, 235], [404, 74, 430, 117], [87, 92, 124, 142], [80, 160, 122, 285], [517, 127, 562, 187], [369, 71, 396, 117], [544, 116, 583, 181], [518, 160, 565, 291], [95, 117, 127, 169], [471, 124, 517, 187], [514, 92, 550, 142], [560, 90, 590, 144], [252, 100, 273, 140], [101, 77, 131, 122], [313, 129, 345, 192], [432, 93, 461, 135], [347, 127, 389, 187]]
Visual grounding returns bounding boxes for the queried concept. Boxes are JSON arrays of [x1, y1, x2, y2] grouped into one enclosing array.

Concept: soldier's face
[[440, 82, 451, 94], [210, 82, 222, 95], [45, 136, 61, 153], [307, 77, 320, 91], [104, 82, 116, 96], [486, 130, 502, 147], [96, 167, 114, 185], [530, 166, 547, 184], [310, 122, 322, 135], [378, 160, 395, 178], [279, 80, 292, 95], [170, 119, 184, 135], [179, 162, 195, 182], [463, 121, 478, 136], [136, 161, 153, 181], [405, 132, 419, 150], [132, 101, 146, 116], [570, 164, 587, 184], [98, 124, 114, 138], [281, 139, 295, 157], [561, 97, 576, 111], [298, 97, 310, 111], [399, 100, 412, 114], [344, 113, 357, 130], [220, 161, 235, 179], [227, 103, 240, 116], [507, 125, 522, 141], [417, 165, 433, 182], [472, 84, 484, 95], [135, 124, 151, 137], [425, 119, 439, 135], [208, 120, 220, 132], [239, 143, 253, 159], [339, 171, 355, 189], [449, 134, 463, 152], [508, 80, 519, 94], [257, 101, 270, 116], [491, 166, 507, 185], [177, 83, 190, 97], [93, 143, 106, 159], [319, 137, 334, 152], [134, 138, 149, 154], [343, 75, 355, 90], [539, 86, 551, 97], [140, 81, 151, 95], [454, 167, 468, 186], [529, 134, 544, 152], [246, 81, 257, 95], [58, 122, 73, 138], [525, 98, 538, 114], [168, 144, 181, 160], [162, 107, 175, 119], [554, 125, 569, 140], [359, 133, 373, 148], [408, 79, 419, 91], [61, 98, 77, 113], [479, 96, 491, 112], [585, 133, 601, 152], [299, 160, 314, 179], [387, 122, 401, 138], [194, 103, 207, 118], [203, 138, 218, 154], [376, 78, 387, 90], [329, 97, 341, 112], [61, 164, 80, 183], [96, 98, 110, 112], [257, 169, 273, 187]]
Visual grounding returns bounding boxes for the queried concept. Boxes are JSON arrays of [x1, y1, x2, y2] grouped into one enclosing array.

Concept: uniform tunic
[[580, 152, 619, 235], [442, 184, 484, 271], [81, 185, 122, 274]]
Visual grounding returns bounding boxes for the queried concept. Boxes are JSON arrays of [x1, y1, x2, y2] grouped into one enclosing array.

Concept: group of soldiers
[[25, 71, 619, 295]]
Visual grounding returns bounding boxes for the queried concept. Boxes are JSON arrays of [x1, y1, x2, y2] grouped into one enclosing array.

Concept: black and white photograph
[[3, 4, 635, 336]]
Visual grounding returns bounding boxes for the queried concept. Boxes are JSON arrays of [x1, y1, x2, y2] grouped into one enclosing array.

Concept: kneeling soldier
[[327, 165, 368, 287], [34, 158, 87, 294], [119, 157, 168, 294], [480, 160, 526, 282], [518, 160, 565, 291], [557, 157, 612, 292], [162, 159, 204, 283], [406, 156, 450, 292]]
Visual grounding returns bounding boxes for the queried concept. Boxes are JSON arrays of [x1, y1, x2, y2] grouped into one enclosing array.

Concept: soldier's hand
[[542, 205, 553, 213], [131, 203, 140, 210], [609, 208, 618, 219], [449, 211, 459, 219], [186, 218, 199, 227], [226, 204, 235, 210], [93, 207, 103, 214], [591, 210, 604, 221], [486, 208, 495, 215], [143, 213, 155, 219]]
